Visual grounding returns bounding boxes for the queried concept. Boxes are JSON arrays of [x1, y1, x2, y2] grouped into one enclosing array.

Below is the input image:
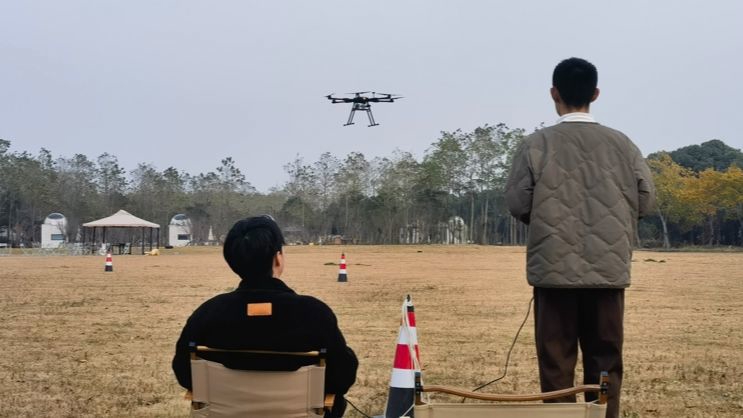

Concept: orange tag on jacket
[[247, 303, 272, 316]]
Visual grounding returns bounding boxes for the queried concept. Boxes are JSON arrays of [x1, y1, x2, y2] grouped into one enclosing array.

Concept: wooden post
[[415, 371, 425, 406], [598, 371, 609, 404]]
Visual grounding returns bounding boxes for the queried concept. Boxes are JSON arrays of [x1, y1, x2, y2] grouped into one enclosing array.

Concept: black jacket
[[173, 276, 358, 416]]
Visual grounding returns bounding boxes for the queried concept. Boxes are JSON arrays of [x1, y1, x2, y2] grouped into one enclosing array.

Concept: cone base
[[384, 386, 415, 418], [337, 273, 347, 282], [105, 266, 113, 272]]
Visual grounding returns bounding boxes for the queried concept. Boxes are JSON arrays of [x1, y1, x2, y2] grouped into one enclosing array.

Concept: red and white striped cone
[[104, 252, 113, 272], [384, 295, 421, 418], [337, 253, 348, 282]]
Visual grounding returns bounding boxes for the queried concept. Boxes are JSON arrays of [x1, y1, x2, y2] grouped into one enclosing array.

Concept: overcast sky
[[2, 1, 741, 191]]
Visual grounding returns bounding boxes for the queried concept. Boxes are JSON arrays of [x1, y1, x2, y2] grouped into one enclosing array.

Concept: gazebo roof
[[83, 210, 160, 228]]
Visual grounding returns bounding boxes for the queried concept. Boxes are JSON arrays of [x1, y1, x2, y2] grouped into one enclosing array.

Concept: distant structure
[[168, 214, 192, 247], [399, 220, 424, 244], [206, 225, 220, 245], [41, 213, 67, 248], [442, 216, 468, 244], [398, 216, 468, 244], [282, 225, 305, 245], [0, 226, 9, 248]]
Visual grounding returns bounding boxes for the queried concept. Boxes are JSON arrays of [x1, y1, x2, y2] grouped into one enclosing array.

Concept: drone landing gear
[[345, 103, 379, 127]]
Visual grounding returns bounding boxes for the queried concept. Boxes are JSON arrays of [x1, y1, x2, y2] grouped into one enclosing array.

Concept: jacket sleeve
[[634, 150, 656, 219], [505, 141, 534, 224], [172, 315, 197, 390], [322, 310, 359, 397]]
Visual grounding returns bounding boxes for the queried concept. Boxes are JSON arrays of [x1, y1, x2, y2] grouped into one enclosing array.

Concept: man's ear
[[591, 88, 600, 103], [272, 250, 284, 278], [550, 87, 561, 103], [274, 251, 283, 268]]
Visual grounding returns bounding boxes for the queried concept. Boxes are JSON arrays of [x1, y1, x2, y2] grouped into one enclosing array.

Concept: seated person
[[173, 216, 358, 417]]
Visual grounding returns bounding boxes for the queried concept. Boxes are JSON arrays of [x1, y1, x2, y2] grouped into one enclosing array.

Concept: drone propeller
[[347, 91, 371, 95], [373, 92, 403, 98]]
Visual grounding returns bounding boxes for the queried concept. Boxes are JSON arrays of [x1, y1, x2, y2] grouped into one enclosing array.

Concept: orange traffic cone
[[104, 252, 113, 272], [337, 253, 348, 282], [384, 295, 421, 418]]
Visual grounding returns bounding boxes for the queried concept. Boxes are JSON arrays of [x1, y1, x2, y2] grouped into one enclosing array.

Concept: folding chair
[[413, 372, 609, 418], [189, 343, 335, 418]]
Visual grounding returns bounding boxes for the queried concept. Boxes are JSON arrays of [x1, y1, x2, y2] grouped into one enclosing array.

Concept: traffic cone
[[104, 252, 113, 272], [384, 295, 421, 418], [337, 253, 348, 282]]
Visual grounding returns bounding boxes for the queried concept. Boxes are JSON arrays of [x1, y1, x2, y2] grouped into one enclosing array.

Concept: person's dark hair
[[552, 57, 598, 108], [223, 215, 285, 279]]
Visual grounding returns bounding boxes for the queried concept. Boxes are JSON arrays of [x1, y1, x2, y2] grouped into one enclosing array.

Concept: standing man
[[173, 215, 358, 417], [505, 57, 655, 418]]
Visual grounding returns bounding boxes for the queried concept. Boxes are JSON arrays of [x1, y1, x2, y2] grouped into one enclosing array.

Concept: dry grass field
[[1, 245, 741, 417]]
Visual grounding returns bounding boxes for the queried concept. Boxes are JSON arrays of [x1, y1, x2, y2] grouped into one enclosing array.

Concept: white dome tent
[[168, 214, 192, 247], [41, 213, 67, 249]]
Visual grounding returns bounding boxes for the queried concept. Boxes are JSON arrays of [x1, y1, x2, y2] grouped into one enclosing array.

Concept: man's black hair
[[552, 57, 598, 108], [223, 215, 285, 279]]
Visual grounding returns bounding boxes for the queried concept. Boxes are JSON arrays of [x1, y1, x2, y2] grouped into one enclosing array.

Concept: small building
[[441, 216, 468, 244], [0, 226, 10, 248], [41, 213, 67, 248], [168, 214, 192, 247]]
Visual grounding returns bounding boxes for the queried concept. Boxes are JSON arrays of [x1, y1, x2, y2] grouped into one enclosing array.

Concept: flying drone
[[326, 91, 403, 127]]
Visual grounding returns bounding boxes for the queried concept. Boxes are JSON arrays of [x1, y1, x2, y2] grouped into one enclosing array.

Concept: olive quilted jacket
[[505, 121, 655, 288]]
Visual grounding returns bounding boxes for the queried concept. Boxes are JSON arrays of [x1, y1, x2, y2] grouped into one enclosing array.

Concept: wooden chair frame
[[416, 371, 608, 404]]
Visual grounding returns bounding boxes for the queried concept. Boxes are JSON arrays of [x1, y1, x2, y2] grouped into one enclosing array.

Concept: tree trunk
[[8, 192, 13, 247], [635, 227, 641, 249], [658, 211, 670, 249], [707, 216, 715, 246], [482, 196, 489, 245], [509, 217, 514, 245], [469, 192, 475, 243], [344, 195, 349, 235]]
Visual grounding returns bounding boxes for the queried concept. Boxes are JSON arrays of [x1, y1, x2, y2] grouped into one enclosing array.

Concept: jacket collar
[[556, 112, 596, 123], [237, 276, 295, 293]]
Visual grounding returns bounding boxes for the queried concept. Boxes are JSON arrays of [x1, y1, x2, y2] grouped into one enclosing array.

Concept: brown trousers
[[533, 287, 624, 418]]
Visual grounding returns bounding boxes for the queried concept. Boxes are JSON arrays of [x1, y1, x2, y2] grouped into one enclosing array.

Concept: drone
[[326, 91, 403, 127]]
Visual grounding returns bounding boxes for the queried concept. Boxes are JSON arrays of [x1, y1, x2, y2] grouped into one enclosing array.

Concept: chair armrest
[[421, 384, 602, 402], [324, 394, 336, 410]]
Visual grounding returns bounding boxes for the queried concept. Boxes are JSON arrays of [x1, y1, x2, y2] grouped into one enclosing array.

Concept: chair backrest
[[190, 345, 327, 418]]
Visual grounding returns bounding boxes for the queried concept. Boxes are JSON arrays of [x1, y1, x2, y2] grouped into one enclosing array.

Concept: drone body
[[326, 92, 402, 127]]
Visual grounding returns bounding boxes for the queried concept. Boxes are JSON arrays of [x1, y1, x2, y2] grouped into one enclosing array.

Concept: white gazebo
[[82, 210, 160, 255]]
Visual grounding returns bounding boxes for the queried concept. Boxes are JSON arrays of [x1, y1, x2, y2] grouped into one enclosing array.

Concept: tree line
[[1, 134, 741, 248], [646, 140, 743, 247]]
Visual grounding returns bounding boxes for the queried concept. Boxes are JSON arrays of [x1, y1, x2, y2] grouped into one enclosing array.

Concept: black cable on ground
[[346, 297, 534, 411], [346, 397, 373, 418], [466, 296, 534, 398]]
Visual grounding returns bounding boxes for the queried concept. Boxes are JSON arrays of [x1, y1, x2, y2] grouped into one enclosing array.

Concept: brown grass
[[1, 246, 741, 417]]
